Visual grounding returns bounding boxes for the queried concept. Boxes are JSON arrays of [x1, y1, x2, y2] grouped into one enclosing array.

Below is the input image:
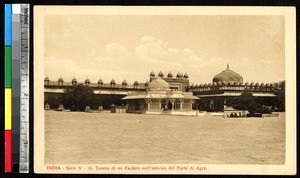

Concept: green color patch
[[5, 46, 12, 88]]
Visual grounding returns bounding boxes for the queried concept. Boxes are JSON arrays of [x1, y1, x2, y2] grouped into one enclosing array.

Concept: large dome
[[147, 78, 170, 91], [213, 64, 243, 84]]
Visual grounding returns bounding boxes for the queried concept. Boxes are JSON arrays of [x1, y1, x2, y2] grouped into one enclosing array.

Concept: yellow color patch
[[5, 88, 12, 130]]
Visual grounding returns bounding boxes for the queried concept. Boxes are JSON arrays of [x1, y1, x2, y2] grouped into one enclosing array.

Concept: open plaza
[[45, 111, 285, 165]]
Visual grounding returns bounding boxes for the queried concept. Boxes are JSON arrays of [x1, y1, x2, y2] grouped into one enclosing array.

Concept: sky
[[44, 15, 285, 85]]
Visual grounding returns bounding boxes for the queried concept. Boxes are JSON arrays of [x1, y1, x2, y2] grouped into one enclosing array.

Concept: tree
[[232, 92, 271, 114], [274, 80, 285, 111], [62, 84, 95, 111]]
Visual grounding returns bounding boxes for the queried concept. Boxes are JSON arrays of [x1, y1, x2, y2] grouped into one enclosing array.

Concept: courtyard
[[45, 111, 285, 165]]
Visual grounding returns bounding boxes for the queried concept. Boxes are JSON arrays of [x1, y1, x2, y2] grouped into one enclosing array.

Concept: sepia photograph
[[34, 6, 296, 174]]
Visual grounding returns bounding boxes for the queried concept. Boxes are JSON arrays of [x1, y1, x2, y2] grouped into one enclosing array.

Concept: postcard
[[34, 6, 296, 174]]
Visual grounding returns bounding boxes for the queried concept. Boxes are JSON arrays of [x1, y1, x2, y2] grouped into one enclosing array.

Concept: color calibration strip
[[5, 4, 30, 173], [5, 4, 12, 173]]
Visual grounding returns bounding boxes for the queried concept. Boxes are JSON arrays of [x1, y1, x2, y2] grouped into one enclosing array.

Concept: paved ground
[[45, 111, 285, 164]]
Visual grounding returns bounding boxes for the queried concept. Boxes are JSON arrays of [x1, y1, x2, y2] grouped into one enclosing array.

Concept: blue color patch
[[5, 4, 12, 46]]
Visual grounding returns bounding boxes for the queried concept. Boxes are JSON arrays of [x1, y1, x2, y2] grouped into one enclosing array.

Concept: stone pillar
[[158, 99, 161, 109], [170, 99, 175, 110], [223, 98, 227, 111], [145, 99, 151, 110], [190, 100, 194, 110], [179, 99, 183, 110]]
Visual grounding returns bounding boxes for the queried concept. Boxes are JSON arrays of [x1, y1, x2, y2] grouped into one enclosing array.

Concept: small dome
[[250, 82, 254, 86], [199, 83, 203, 87], [150, 70, 155, 77], [44, 76, 50, 81], [167, 71, 173, 78], [98, 79, 103, 84], [203, 83, 207, 87], [147, 78, 170, 91], [183, 72, 189, 78], [212, 64, 243, 84], [72, 77, 77, 83], [145, 80, 149, 86], [245, 82, 249, 86], [195, 84, 199, 88], [110, 79, 116, 85], [122, 79, 127, 85], [58, 77, 63, 82], [158, 71, 164, 77], [176, 72, 183, 78], [85, 78, 90, 84], [261, 82, 265, 86], [190, 84, 195, 89], [255, 82, 259, 86], [134, 80, 139, 86], [217, 81, 222, 86]]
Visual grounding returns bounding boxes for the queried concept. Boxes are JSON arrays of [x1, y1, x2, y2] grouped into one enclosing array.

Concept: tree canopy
[[62, 84, 95, 111], [231, 92, 271, 114]]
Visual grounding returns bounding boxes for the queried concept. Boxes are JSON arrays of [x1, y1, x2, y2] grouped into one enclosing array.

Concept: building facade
[[44, 65, 278, 113]]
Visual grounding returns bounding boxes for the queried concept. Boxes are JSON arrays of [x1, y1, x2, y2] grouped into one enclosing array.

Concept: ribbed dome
[[147, 78, 170, 91], [44, 76, 50, 81], [212, 64, 243, 84], [167, 71, 173, 78]]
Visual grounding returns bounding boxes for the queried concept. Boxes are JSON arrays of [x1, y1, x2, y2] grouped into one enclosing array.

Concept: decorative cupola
[[199, 83, 203, 87], [245, 81, 249, 86], [134, 80, 139, 88], [207, 83, 212, 87], [58, 77, 64, 85], [44, 76, 50, 85], [195, 84, 199, 88], [122, 79, 128, 87], [144, 80, 149, 87], [158, 71, 164, 78], [85, 78, 90, 85], [183, 72, 189, 79], [71, 77, 77, 85], [98, 78, 103, 87], [250, 82, 254, 86], [167, 71, 173, 78], [110, 78, 116, 87], [150, 70, 155, 78], [176, 72, 183, 78], [217, 81, 222, 86]]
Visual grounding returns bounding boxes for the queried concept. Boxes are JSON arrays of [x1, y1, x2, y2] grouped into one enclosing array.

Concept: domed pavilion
[[188, 64, 276, 113], [122, 77, 198, 115]]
